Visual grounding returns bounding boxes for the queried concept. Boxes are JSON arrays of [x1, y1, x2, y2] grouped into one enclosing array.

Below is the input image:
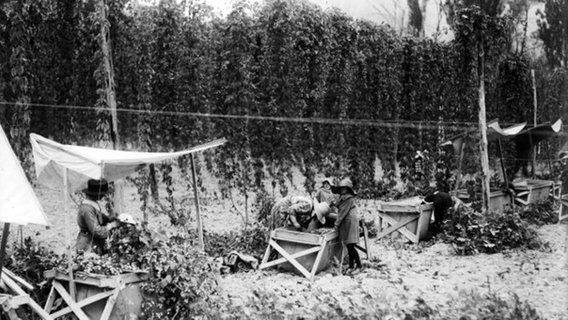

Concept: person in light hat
[[313, 178, 339, 228], [270, 195, 331, 232], [331, 177, 362, 274], [75, 179, 119, 255]]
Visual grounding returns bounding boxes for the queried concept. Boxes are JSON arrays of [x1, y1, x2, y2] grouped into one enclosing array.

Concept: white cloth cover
[[0, 125, 49, 225], [486, 121, 527, 141], [30, 133, 226, 191]]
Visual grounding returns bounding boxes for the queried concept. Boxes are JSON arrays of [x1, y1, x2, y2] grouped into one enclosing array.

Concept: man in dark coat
[[75, 179, 119, 254]]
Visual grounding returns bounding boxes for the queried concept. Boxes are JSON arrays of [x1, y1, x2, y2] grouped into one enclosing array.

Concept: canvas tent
[[1, 129, 49, 226], [0, 124, 52, 319], [30, 133, 226, 250], [30, 133, 226, 192], [440, 120, 527, 155]]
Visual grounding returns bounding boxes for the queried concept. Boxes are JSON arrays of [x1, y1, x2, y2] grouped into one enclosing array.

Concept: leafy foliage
[[5, 237, 60, 306], [203, 285, 543, 320], [537, 0, 568, 69], [519, 199, 558, 225], [1, 0, 565, 203], [440, 205, 547, 255]]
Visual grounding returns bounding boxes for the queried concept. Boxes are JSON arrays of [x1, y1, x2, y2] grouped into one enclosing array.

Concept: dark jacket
[[424, 191, 453, 224], [335, 194, 359, 244], [75, 202, 111, 254]]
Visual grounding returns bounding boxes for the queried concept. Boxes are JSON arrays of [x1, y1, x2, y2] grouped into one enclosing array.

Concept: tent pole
[[453, 139, 466, 196], [0, 223, 11, 280], [190, 154, 204, 251], [497, 138, 512, 204], [63, 168, 76, 300]]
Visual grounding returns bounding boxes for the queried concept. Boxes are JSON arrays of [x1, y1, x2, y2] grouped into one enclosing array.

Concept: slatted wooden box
[[44, 269, 149, 320], [513, 179, 554, 205], [377, 197, 433, 243], [455, 190, 512, 213], [259, 228, 342, 278]]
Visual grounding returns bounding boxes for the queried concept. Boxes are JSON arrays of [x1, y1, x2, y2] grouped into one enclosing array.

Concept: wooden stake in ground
[[478, 41, 491, 213]]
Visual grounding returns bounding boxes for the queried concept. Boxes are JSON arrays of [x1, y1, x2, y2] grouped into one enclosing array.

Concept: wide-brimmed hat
[[312, 200, 330, 224], [82, 179, 109, 197], [331, 178, 357, 196]]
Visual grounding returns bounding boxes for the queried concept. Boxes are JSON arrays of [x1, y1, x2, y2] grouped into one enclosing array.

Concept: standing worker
[[75, 179, 119, 255], [331, 178, 362, 274], [314, 179, 338, 228]]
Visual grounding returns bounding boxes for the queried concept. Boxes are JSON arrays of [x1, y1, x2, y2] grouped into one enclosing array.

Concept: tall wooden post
[[531, 69, 538, 177], [190, 154, 204, 251], [99, 0, 123, 215], [478, 41, 491, 213], [63, 168, 76, 299]]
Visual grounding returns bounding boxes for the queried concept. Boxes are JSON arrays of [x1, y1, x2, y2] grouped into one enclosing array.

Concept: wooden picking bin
[[513, 179, 554, 206], [43, 269, 149, 320], [377, 197, 433, 243], [259, 228, 342, 279]]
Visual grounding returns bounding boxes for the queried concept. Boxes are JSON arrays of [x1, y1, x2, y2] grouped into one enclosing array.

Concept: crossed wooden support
[[555, 183, 568, 223], [259, 227, 371, 279], [259, 229, 338, 279], [42, 269, 148, 320], [0, 268, 53, 320], [375, 201, 433, 244], [513, 180, 554, 206]]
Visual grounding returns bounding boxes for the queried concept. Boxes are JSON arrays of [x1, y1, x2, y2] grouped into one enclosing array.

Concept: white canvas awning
[[0, 125, 49, 226], [439, 121, 528, 155], [30, 133, 226, 191]]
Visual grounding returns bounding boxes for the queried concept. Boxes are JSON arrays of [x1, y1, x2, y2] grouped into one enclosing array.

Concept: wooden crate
[[560, 194, 568, 223], [43, 269, 149, 320], [377, 197, 433, 243], [456, 190, 512, 213], [259, 228, 342, 279], [513, 179, 553, 205]]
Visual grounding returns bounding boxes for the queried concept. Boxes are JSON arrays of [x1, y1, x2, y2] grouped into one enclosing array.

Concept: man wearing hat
[[270, 195, 330, 232], [75, 179, 120, 255], [331, 178, 362, 274]]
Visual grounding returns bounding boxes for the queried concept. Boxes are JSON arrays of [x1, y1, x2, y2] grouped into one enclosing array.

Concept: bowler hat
[[331, 178, 357, 196], [83, 179, 109, 197]]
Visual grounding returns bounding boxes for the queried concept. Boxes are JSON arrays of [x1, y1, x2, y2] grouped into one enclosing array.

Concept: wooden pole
[[99, 0, 123, 215], [99, 0, 119, 149], [0, 223, 11, 281], [190, 154, 204, 251], [453, 138, 466, 195], [478, 42, 491, 213], [531, 69, 538, 178], [63, 168, 76, 300]]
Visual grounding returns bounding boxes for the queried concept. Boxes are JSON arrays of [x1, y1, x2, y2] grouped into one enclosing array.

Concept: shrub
[[204, 222, 269, 260], [519, 199, 558, 225], [140, 239, 220, 320], [4, 237, 61, 307], [441, 205, 547, 255]]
